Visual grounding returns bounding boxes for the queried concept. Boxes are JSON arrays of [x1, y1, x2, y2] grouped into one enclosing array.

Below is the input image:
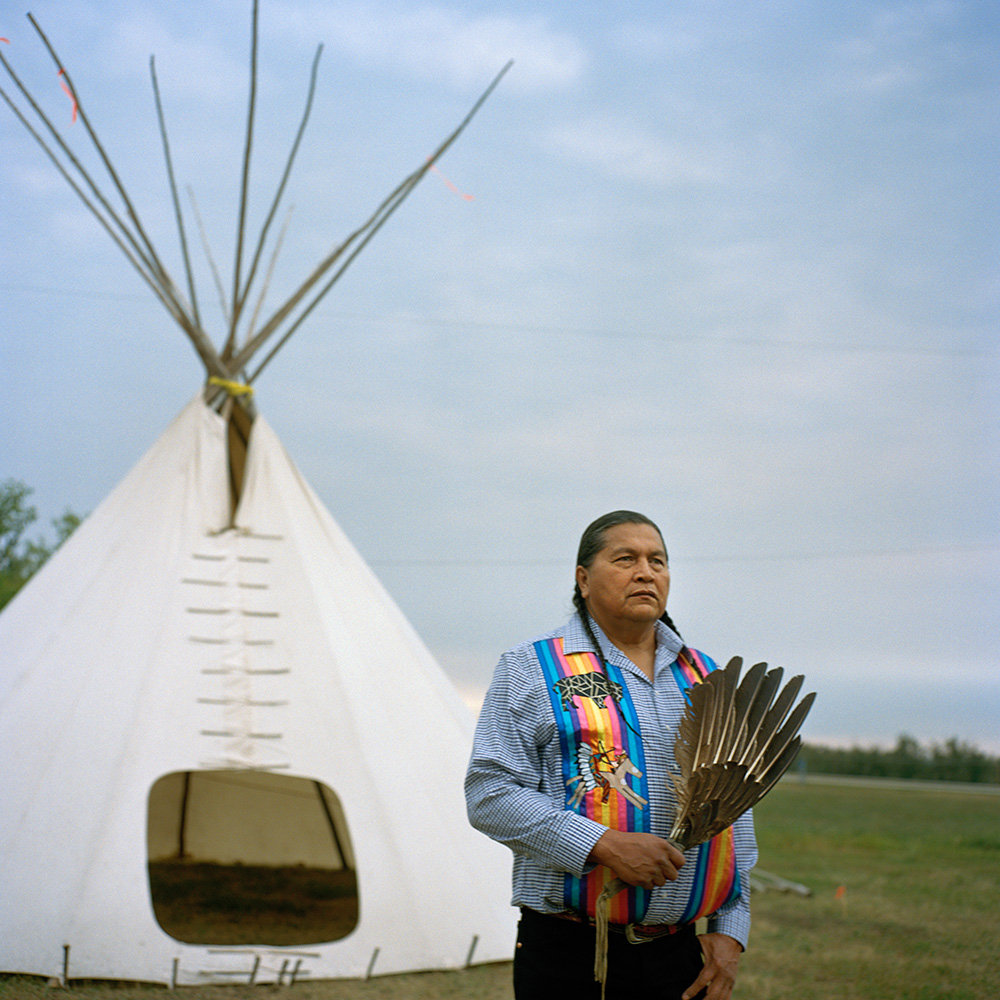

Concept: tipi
[[0, 5, 516, 987]]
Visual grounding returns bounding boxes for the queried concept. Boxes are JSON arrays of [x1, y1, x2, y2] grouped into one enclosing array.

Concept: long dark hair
[[572, 511, 684, 655]]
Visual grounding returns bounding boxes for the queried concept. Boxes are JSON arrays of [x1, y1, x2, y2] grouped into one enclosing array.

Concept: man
[[465, 511, 757, 1000]]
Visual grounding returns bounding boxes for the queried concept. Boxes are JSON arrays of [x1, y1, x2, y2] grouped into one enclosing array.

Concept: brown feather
[[736, 666, 783, 761], [727, 661, 769, 760]]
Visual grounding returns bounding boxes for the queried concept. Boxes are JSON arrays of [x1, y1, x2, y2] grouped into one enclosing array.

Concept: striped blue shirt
[[465, 613, 757, 947]]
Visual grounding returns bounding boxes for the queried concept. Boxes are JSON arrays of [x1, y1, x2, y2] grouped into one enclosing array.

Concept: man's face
[[576, 522, 670, 635]]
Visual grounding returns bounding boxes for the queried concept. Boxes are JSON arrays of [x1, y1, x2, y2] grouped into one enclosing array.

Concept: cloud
[[277, 2, 586, 92], [610, 20, 704, 62], [545, 115, 730, 186], [6, 166, 67, 198], [98, 9, 249, 101], [832, 0, 965, 94]]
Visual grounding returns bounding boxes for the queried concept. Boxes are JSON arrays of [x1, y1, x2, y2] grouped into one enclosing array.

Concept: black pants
[[513, 907, 706, 1000]]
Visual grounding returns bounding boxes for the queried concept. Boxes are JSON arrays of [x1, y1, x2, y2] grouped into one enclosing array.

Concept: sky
[[2, 0, 997, 752]]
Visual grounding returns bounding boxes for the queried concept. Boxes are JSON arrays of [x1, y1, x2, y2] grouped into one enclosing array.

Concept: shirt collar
[[565, 611, 684, 667]]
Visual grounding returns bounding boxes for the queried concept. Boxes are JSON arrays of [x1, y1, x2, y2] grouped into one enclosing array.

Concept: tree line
[[799, 735, 1000, 785], [0, 479, 81, 611]]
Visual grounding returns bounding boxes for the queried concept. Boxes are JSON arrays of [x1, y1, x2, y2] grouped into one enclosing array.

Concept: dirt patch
[[147, 861, 358, 946]]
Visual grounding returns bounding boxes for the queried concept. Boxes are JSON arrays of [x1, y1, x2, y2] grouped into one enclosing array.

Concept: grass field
[[739, 780, 1000, 1000], [1, 780, 997, 999]]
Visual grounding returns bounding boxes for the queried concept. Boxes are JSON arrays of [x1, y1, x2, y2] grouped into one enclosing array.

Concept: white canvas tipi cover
[[0, 396, 516, 985]]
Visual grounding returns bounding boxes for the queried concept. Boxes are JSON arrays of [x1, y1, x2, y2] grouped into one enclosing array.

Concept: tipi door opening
[[146, 770, 359, 946]]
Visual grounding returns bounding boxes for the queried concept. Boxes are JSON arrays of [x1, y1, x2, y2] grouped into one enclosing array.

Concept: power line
[[2, 282, 990, 358], [369, 542, 1000, 568]]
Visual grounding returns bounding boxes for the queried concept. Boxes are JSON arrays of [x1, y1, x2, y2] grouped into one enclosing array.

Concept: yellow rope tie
[[208, 376, 254, 397]]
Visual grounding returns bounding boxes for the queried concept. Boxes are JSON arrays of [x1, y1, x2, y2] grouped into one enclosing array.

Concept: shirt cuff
[[706, 906, 750, 950], [544, 812, 609, 878]]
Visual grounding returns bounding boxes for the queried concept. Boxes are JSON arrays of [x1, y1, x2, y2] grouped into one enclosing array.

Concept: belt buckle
[[625, 921, 678, 944]]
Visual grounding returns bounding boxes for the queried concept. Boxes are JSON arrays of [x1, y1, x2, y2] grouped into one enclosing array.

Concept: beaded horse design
[[567, 741, 648, 809]]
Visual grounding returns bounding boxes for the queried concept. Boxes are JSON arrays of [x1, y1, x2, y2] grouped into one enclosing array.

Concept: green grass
[[740, 781, 1000, 1000], [1, 781, 997, 999]]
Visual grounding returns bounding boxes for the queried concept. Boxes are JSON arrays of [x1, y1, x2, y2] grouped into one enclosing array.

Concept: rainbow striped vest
[[535, 636, 741, 926]]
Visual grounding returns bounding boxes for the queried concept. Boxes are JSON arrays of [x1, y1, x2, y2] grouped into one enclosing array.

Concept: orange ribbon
[[427, 159, 474, 201], [57, 69, 77, 123]]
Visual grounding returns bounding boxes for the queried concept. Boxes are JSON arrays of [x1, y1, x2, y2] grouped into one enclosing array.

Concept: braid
[[572, 582, 605, 660], [659, 609, 684, 643]]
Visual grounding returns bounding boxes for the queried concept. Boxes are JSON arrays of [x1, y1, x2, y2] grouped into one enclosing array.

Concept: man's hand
[[682, 933, 742, 1000], [587, 829, 685, 889]]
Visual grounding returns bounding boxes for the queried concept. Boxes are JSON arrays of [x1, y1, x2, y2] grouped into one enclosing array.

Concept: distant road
[[785, 773, 1000, 796]]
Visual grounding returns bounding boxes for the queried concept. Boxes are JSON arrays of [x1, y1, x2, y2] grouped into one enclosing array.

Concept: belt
[[546, 907, 688, 944]]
